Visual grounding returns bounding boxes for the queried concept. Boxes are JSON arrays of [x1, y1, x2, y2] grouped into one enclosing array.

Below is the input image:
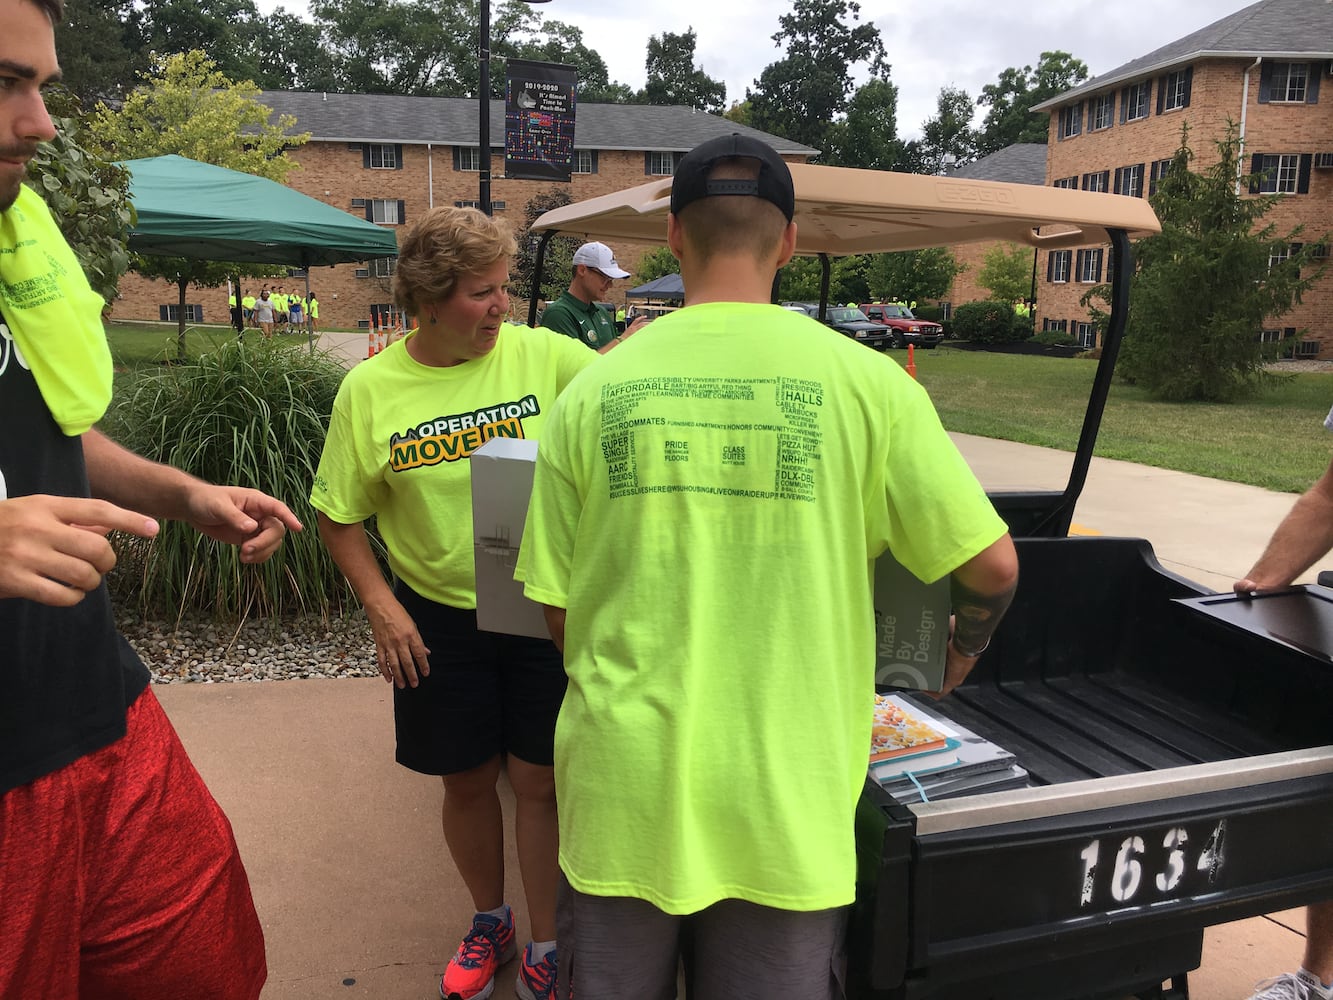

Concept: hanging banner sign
[[505, 58, 577, 183]]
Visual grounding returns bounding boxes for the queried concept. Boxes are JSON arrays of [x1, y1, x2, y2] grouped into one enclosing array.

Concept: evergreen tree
[[1116, 124, 1326, 402]]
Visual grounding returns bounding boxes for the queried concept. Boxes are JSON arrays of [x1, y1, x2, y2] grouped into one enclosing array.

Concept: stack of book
[[869, 693, 1028, 802]]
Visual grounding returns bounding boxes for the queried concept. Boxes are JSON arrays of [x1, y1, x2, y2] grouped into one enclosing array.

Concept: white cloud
[[256, 0, 1258, 142]]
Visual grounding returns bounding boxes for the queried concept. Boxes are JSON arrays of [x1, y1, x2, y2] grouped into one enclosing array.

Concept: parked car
[[860, 302, 945, 349], [782, 302, 891, 350]]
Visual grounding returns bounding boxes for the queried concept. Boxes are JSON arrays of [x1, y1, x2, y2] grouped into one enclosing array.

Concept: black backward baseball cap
[[669, 133, 796, 222]]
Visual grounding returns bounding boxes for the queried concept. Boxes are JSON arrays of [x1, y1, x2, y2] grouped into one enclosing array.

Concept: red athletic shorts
[[0, 687, 266, 1000]]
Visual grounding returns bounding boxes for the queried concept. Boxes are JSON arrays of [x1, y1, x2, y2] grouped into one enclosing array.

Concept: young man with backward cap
[[519, 134, 1019, 998], [0, 0, 303, 994]]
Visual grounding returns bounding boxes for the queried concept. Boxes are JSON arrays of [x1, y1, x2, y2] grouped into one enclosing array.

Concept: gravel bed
[[115, 609, 379, 684]]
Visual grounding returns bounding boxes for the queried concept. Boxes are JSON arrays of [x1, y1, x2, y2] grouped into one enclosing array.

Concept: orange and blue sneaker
[[515, 942, 558, 1000], [439, 908, 516, 1000]]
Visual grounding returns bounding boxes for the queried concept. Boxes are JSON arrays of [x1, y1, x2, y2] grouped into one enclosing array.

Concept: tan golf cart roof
[[532, 161, 1161, 254]]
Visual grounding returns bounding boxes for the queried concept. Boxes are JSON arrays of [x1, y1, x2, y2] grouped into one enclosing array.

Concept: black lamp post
[[479, 0, 553, 215]]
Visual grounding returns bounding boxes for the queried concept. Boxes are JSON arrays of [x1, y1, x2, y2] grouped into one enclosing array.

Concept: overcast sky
[[255, 0, 1259, 142]]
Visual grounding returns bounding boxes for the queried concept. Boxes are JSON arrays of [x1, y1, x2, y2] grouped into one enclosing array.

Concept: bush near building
[[951, 300, 1031, 344]]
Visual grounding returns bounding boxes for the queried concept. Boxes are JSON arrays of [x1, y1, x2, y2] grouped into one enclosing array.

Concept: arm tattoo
[[950, 575, 1017, 655]]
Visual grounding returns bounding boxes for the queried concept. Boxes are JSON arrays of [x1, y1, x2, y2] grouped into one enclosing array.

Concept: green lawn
[[103, 323, 1333, 495], [896, 346, 1331, 494]]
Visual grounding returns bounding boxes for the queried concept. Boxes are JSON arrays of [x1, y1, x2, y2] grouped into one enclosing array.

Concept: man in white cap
[[540, 242, 646, 352]]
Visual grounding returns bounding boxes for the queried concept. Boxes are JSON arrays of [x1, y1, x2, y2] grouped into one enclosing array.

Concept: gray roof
[[1033, 0, 1333, 111], [948, 144, 1047, 186], [258, 90, 818, 156]]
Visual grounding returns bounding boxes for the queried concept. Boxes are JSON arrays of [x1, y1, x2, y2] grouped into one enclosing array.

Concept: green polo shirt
[[540, 290, 618, 350]]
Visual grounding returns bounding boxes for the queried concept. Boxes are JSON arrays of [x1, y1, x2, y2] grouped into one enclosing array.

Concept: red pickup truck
[[859, 302, 945, 349]]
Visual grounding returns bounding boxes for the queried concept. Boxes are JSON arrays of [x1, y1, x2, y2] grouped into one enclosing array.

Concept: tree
[[90, 51, 309, 358], [778, 254, 871, 305], [495, 15, 634, 103], [975, 242, 1034, 304], [910, 85, 976, 174], [633, 247, 680, 284], [640, 28, 726, 114], [723, 100, 753, 126], [868, 248, 962, 304], [823, 74, 904, 171], [54, 0, 144, 105], [512, 188, 577, 307], [25, 87, 134, 305], [747, 0, 885, 151], [975, 51, 1089, 156], [311, 0, 475, 95], [1114, 124, 1326, 402], [137, 0, 265, 87], [244, 11, 342, 92]]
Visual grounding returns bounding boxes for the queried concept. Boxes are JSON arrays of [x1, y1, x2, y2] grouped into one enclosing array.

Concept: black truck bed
[[849, 535, 1333, 1000]]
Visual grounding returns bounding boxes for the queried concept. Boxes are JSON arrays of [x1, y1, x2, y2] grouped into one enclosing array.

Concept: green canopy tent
[[122, 154, 400, 346]]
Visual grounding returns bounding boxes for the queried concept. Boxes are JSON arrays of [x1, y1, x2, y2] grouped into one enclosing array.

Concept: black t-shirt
[[0, 312, 150, 795]]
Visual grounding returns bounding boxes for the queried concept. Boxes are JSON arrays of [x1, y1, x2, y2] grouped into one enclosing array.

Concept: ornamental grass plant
[[105, 339, 363, 623]]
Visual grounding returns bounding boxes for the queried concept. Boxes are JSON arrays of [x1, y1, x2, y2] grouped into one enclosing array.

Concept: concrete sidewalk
[[155, 432, 1320, 999]]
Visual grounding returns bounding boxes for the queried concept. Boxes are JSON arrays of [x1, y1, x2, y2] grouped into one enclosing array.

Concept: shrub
[[912, 305, 945, 323], [106, 339, 364, 622], [1032, 329, 1077, 347], [951, 300, 1029, 344]]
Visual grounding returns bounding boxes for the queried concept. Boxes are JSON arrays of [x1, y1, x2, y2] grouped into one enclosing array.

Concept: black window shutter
[[1095, 250, 1104, 283], [590, 150, 599, 173], [1046, 252, 1055, 282], [1081, 173, 1090, 190], [1120, 87, 1129, 123], [1076, 102, 1084, 134], [1156, 77, 1166, 115], [453, 147, 462, 170], [1183, 67, 1193, 108], [362, 147, 371, 169], [1075, 249, 1084, 275], [397, 200, 406, 223], [395, 144, 404, 169], [1114, 167, 1123, 193], [159, 305, 168, 321], [1308, 70, 1321, 105], [1258, 63, 1273, 104], [1249, 154, 1264, 195], [365, 202, 373, 221], [1134, 164, 1145, 198], [1298, 153, 1313, 194], [1293, 241, 1304, 278], [644, 152, 652, 174]]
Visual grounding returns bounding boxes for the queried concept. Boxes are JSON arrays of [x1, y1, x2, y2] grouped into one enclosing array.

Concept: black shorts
[[392, 582, 566, 776]]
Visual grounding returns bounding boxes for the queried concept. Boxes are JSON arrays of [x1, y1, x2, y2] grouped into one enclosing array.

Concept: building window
[[1297, 341, 1320, 359], [1076, 248, 1104, 283], [370, 199, 402, 224], [573, 149, 597, 174], [1256, 154, 1299, 194], [1053, 175, 1078, 189], [1042, 318, 1069, 333], [645, 151, 676, 176], [1047, 250, 1072, 284], [1148, 158, 1174, 195], [1260, 329, 1282, 344], [1090, 93, 1115, 131], [1267, 62, 1309, 103], [1121, 81, 1150, 122], [1075, 322, 1096, 348], [1082, 170, 1110, 193], [457, 147, 481, 171], [1114, 163, 1145, 198], [1059, 103, 1083, 139], [372, 256, 398, 278], [1162, 68, 1191, 111], [367, 144, 398, 169], [159, 303, 203, 323]]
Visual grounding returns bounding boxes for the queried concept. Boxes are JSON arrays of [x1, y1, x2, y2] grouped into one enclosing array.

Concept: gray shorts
[[556, 873, 848, 1000]]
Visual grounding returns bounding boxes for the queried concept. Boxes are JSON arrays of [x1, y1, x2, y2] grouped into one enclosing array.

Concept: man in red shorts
[[0, 1, 303, 994]]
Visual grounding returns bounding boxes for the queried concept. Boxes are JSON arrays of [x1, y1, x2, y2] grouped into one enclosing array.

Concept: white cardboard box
[[873, 553, 951, 692], [469, 437, 550, 639]]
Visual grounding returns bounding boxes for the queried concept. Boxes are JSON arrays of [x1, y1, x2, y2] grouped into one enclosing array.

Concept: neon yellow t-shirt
[[273, 294, 288, 312], [242, 295, 256, 310], [521, 302, 1006, 913], [312, 323, 596, 607]]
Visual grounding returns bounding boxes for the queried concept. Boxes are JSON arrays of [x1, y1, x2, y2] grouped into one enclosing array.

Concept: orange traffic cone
[[366, 312, 378, 359], [906, 343, 917, 380]]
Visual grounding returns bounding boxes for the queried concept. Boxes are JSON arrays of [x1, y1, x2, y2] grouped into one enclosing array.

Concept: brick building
[[1029, 0, 1333, 353], [113, 97, 815, 330]]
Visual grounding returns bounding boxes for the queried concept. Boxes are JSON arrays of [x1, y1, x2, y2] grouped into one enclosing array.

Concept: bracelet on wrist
[[951, 635, 990, 659]]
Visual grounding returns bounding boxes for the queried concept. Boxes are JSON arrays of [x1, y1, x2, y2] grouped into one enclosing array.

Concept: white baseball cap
[[571, 242, 630, 279]]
